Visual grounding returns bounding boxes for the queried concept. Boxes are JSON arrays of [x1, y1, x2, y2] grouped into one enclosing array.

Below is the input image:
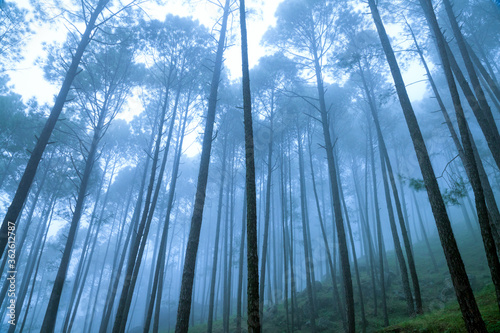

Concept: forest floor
[[187, 221, 500, 332]]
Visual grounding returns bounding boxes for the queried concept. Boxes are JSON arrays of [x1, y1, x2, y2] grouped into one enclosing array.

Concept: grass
[[185, 223, 500, 332], [383, 284, 500, 332]]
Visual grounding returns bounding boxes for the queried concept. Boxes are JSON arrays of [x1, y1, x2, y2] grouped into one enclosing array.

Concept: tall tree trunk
[[207, 137, 228, 333], [223, 170, 231, 332], [174, 0, 230, 330], [368, 0, 487, 330], [379, 149, 415, 315], [226, 149, 236, 330], [236, 190, 247, 333], [287, 140, 298, 331], [240, 0, 260, 331]]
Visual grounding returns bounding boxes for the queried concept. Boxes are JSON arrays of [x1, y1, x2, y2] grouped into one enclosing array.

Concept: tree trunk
[[41, 107, 106, 332], [0, 0, 109, 258], [311, 29, 355, 333], [174, 0, 230, 330], [279, 154, 290, 333]]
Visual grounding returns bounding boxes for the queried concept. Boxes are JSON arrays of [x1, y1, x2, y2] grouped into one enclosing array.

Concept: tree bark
[[41, 106, 107, 332]]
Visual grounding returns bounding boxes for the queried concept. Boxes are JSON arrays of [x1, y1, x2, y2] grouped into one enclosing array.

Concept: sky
[[10, 0, 283, 104], [9, 0, 429, 159]]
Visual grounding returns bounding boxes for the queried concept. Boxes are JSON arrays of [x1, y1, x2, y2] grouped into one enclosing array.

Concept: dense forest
[[1, 0, 500, 332]]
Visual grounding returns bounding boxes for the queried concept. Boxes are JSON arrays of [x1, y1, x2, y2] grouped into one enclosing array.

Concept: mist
[[1, 0, 500, 332]]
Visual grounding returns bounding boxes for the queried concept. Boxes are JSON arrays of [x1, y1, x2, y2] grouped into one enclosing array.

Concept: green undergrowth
[[383, 284, 500, 332], [187, 223, 500, 332]]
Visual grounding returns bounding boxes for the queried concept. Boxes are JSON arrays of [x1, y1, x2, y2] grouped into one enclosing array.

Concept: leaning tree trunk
[[0, 0, 109, 259], [40, 108, 106, 333], [465, 41, 500, 105], [297, 131, 317, 333], [441, 0, 500, 170], [174, 0, 230, 330], [420, 0, 500, 312], [408, 24, 500, 251], [444, 41, 500, 171], [368, 0, 487, 330]]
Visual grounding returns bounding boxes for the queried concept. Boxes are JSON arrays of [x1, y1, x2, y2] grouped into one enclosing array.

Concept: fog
[[1, 0, 499, 332]]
